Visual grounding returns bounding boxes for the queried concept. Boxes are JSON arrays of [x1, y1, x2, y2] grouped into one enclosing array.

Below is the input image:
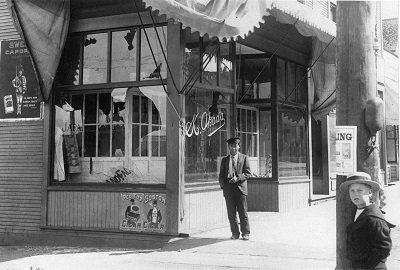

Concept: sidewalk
[[0, 184, 399, 270]]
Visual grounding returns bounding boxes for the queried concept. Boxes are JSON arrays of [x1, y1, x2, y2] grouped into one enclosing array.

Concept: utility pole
[[336, 1, 380, 269]]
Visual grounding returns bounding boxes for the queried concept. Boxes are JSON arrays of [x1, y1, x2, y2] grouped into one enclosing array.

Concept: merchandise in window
[[259, 110, 272, 177], [53, 87, 167, 184]]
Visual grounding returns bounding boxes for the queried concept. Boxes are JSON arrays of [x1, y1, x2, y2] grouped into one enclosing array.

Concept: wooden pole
[[336, 1, 379, 269]]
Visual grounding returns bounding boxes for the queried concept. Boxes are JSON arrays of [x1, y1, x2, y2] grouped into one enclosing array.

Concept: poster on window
[[63, 133, 82, 173], [336, 126, 357, 175], [0, 40, 41, 119], [120, 193, 166, 233]]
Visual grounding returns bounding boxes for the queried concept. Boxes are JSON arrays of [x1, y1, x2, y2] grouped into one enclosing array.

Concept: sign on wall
[[120, 193, 166, 233], [0, 40, 41, 119], [336, 126, 357, 175]]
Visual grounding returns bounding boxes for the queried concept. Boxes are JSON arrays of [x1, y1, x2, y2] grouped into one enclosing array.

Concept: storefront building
[[0, 0, 338, 247]]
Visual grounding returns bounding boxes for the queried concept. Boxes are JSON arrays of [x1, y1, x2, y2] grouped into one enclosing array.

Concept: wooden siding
[[278, 181, 310, 212], [248, 179, 310, 212], [0, 0, 19, 41], [0, 121, 44, 234], [47, 191, 121, 229], [248, 179, 279, 212], [181, 188, 228, 233]]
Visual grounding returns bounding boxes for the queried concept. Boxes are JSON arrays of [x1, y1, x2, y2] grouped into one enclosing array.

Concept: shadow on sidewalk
[[160, 237, 229, 252]]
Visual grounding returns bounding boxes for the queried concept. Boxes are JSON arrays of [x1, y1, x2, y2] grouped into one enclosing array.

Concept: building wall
[[0, 121, 44, 242], [383, 50, 399, 182], [0, 0, 45, 243], [0, 1, 19, 40]]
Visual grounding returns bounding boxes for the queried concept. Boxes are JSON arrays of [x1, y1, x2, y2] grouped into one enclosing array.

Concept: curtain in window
[[6, 0, 70, 102]]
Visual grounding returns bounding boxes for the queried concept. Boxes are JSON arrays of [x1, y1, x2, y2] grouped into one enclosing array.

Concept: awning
[[6, 0, 70, 102], [142, 0, 336, 42], [7, 0, 337, 114], [143, 0, 337, 118]]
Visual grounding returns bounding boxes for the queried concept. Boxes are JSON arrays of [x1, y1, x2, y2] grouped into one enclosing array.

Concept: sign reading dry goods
[[120, 193, 166, 233], [0, 40, 41, 119]]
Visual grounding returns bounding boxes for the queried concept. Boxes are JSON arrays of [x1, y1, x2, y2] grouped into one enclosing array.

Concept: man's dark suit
[[219, 152, 251, 237]]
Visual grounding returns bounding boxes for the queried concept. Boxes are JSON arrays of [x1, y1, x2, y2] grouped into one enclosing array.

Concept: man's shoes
[[242, 234, 249, 241], [230, 234, 240, 240]]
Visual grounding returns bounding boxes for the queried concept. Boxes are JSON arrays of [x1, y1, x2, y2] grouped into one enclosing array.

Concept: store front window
[[183, 35, 233, 91], [54, 87, 166, 184], [55, 25, 167, 87], [276, 57, 308, 177], [53, 23, 168, 185], [183, 87, 232, 185]]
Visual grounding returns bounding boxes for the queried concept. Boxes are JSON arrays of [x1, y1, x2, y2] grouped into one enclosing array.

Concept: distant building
[[383, 18, 399, 55]]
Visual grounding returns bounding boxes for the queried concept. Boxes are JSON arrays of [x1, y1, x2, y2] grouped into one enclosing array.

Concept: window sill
[[48, 182, 166, 193]]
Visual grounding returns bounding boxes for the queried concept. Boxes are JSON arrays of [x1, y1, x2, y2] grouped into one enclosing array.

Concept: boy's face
[[348, 183, 372, 208], [228, 143, 240, 155]]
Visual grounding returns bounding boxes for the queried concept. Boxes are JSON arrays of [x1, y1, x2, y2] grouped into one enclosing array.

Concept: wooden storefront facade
[[0, 0, 338, 247]]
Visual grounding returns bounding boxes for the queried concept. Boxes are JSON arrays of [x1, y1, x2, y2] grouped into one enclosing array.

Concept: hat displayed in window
[[339, 172, 381, 193], [227, 137, 240, 144]]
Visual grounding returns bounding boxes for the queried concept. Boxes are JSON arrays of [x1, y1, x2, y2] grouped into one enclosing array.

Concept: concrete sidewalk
[[1, 184, 399, 270]]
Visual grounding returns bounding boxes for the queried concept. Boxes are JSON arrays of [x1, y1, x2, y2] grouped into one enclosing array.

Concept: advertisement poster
[[120, 193, 166, 233], [0, 40, 41, 119], [63, 134, 82, 173], [336, 126, 357, 175]]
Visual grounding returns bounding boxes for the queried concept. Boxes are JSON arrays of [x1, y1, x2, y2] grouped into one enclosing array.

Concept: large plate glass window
[[276, 58, 308, 177], [53, 23, 168, 185], [184, 87, 231, 186], [54, 87, 166, 184]]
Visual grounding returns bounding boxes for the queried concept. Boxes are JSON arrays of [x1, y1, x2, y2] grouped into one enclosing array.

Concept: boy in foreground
[[339, 172, 395, 270]]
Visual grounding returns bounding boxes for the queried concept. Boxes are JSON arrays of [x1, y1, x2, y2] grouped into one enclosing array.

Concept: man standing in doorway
[[219, 137, 252, 240]]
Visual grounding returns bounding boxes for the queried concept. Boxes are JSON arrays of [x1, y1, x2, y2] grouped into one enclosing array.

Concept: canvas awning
[[6, 0, 70, 102], [142, 0, 335, 42], [7, 0, 337, 116], [143, 0, 337, 119]]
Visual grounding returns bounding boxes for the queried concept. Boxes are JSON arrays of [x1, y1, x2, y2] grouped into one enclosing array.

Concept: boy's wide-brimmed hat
[[339, 172, 381, 193], [227, 137, 240, 144]]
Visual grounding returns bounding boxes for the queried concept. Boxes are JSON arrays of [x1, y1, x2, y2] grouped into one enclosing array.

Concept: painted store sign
[[180, 110, 225, 138], [120, 193, 166, 233]]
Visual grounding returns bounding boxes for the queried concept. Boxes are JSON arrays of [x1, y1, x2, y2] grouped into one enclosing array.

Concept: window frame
[[52, 22, 169, 187], [386, 125, 399, 163]]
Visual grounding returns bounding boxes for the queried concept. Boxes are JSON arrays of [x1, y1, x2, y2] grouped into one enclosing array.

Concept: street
[[1, 183, 399, 270]]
